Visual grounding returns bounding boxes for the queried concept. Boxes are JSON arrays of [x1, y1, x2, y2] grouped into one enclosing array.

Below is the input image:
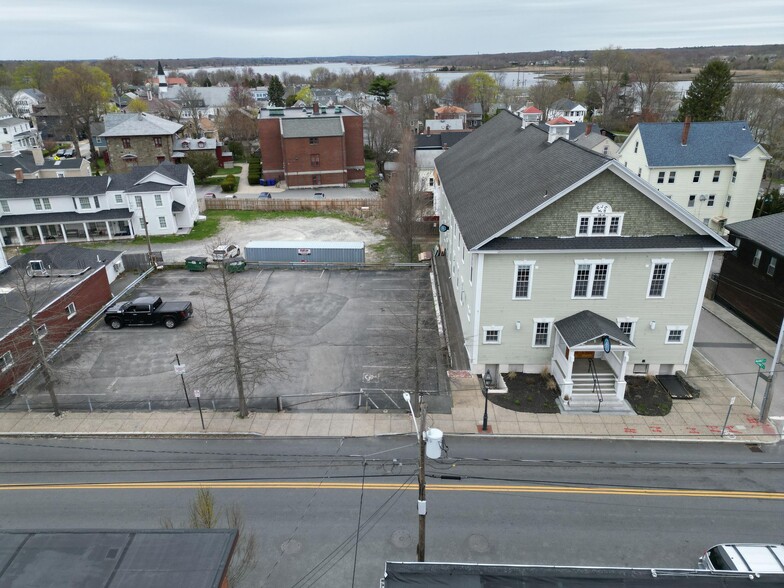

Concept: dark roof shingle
[[726, 212, 784, 257], [435, 110, 609, 249]]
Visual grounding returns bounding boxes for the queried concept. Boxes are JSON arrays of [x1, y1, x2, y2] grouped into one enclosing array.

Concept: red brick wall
[[0, 268, 112, 396], [342, 115, 365, 182], [259, 118, 284, 182], [259, 112, 366, 187]]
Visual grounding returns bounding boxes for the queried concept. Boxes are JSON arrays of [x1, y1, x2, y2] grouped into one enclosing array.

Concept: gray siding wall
[[504, 170, 693, 238], [476, 249, 709, 371]]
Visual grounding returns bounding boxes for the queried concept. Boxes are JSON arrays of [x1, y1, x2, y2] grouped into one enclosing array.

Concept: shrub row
[[221, 174, 238, 192], [248, 159, 262, 186]]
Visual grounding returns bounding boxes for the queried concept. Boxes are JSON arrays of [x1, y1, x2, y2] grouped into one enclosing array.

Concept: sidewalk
[[0, 350, 778, 442]]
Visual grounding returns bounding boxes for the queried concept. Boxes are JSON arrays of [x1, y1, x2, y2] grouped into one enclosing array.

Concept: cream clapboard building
[[617, 120, 770, 232], [434, 111, 731, 412]]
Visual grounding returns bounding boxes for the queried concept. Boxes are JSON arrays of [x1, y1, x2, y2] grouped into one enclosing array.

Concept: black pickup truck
[[104, 296, 193, 330]]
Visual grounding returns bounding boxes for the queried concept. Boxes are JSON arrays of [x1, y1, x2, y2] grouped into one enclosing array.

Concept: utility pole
[[759, 318, 784, 422], [139, 198, 154, 268], [417, 398, 427, 562]]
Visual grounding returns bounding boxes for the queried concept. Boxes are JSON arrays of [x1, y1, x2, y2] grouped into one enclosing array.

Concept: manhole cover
[[468, 534, 490, 553], [281, 539, 301, 554], [391, 529, 412, 548]]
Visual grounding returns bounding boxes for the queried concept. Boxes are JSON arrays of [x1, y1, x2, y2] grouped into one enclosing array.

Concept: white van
[[697, 543, 784, 573]]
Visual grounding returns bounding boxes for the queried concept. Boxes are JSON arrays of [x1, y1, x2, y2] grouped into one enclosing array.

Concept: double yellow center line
[[0, 481, 781, 500]]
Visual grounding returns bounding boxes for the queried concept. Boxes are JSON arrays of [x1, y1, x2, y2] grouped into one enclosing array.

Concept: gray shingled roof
[[436, 110, 610, 249], [14, 243, 122, 269], [726, 212, 784, 257], [106, 163, 189, 191], [0, 153, 86, 175], [551, 98, 583, 111], [281, 117, 343, 138], [100, 113, 182, 137], [480, 235, 726, 251], [0, 209, 133, 227], [125, 181, 177, 193], [0, 175, 109, 199], [637, 121, 761, 167], [0, 117, 29, 128], [555, 310, 634, 348]]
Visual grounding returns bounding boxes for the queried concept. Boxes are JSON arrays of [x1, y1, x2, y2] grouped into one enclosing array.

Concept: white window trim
[[158, 216, 167, 229], [616, 317, 638, 341], [155, 194, 163, 207], [646, 258, 673, 299], [571, 259, 614, 300], [767, 257, 777, 277], [483, 326, 503, 345], [512, 260, 535, 300], [66, 302, 77, 319], [575, 213, 624, 236], [665, 325, 688, 345], [1, 351, 13, 372], [115, 194, 124, 204], [35, 324, 47, 340], [752, 249, 762, 268], [532, 318, 554, 348]]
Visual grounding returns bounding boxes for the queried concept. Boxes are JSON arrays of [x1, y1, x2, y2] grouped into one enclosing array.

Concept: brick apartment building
[[258, 104, 364, 189]]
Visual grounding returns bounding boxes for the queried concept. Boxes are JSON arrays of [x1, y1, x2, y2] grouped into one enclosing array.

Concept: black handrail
[[587, 358, 604, 413]]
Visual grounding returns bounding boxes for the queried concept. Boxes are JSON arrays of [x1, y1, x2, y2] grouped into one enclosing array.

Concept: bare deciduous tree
[[629, 54, 674, 120], [175, 87, 205, 136], [383, 131, 425, 262], [365, 104, 402, 176], [586, 45, 630, 126], [161, 488, 258, 587], [186, 258, 289, 418]]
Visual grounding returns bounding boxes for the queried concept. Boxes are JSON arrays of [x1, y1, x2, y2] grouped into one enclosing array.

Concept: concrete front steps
[[558, 372, 636, 414]]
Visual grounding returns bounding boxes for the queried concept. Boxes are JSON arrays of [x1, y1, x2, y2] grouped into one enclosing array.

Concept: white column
[[60, 223, 68, 242], [105, 221, 112, 239], [616, 350, 629, 400], [36, 225, 45, 244], [14, 227, 23, 245], [83, 222, 90, 241]]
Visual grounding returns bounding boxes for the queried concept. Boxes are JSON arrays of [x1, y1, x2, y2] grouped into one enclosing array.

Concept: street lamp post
[[481, 369, 493, 432]]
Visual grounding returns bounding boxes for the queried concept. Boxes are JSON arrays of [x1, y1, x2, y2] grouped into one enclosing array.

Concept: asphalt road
[[696, 308, 784, 418], [1, 437, 781, 587]]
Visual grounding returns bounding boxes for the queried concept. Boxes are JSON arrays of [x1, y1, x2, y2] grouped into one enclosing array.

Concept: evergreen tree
[[368, 75, 396, 106], [268, 75, 285, 107], [677, 60, 733, 122]]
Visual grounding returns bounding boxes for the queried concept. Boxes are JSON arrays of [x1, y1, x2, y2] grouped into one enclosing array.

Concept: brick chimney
[[14, 168, 23, 184], [585, 123, 593, 136], [32, 147, 44, 166], [681, 116, 691, 146], [312, 102, 320, 115]]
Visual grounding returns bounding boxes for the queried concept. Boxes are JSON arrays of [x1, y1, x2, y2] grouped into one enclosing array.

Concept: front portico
[[551, 310, 635, 404]]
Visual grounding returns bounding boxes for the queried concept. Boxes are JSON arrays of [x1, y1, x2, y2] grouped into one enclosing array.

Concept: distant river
[[178, 61, 693, 94]]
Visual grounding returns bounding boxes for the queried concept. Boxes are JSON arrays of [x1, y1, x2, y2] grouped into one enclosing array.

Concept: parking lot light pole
[[482, 369, 493, 432]]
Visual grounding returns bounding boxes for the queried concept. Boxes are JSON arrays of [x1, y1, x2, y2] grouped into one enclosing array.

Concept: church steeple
[[157, 60, 167, 96]]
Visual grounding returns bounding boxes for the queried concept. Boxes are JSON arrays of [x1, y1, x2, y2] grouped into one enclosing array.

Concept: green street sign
[[755, 358, 767, 369]]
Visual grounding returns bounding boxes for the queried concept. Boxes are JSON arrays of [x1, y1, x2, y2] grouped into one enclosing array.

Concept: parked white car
[[697, 543, 784, 573], [212, 244, 240, 262]]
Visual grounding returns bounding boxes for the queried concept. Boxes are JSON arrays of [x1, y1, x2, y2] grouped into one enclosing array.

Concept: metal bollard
[[276, 396, 283, 412], [148, 400, 152, 412], [25, 398, 30, 412], [88, 397, 93, 413], [211, 400, 216, 411]]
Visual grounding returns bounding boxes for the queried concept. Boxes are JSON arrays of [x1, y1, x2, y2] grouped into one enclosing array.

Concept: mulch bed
[[624, 376, 672, 416], [487, 373, 561, 414]]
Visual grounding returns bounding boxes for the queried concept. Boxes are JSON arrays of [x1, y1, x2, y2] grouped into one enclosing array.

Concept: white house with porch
[[0, 163, 198, 247], [434, 111, 731, 412]]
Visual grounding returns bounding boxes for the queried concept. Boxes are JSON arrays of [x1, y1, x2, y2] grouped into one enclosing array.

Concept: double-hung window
[[692, 171, 701, 183], [79, 197, 91, 209], [617, 318, 638, 342], [1, 351, 13, 372], [513, 261, 534, 299], [573, 260, 612, 298], [647, 259, 672, 298], [657, 171, 665, 184], [666, 326, 687, 344], [532, 319, 554, 347], [154, 194, 163, 207], [483, 327, 502, 344]]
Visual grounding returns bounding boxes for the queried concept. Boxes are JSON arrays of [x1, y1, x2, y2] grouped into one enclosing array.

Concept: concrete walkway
[[1, 300, 781, 443], [0, 349, 778, 442]]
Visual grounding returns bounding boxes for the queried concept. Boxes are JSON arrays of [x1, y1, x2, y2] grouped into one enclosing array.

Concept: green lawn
[[212, 166, 243, 176], [350, 160, 380, 188]]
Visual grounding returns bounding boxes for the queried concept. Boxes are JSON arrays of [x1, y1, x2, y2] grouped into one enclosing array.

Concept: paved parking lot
[[18, 268, 444, 413]]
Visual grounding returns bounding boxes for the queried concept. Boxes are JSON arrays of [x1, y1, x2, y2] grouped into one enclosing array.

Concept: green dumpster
[[224, 256, 247, 273], [185, 256, 208, 272]]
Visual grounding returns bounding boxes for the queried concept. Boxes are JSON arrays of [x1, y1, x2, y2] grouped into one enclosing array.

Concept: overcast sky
[[6, 0, 783, 61]]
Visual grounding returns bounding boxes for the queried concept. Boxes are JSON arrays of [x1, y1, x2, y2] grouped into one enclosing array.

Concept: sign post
[[194, 390, 205, 430], [751, 358, 766, 407], [174, 354, 191, 407]]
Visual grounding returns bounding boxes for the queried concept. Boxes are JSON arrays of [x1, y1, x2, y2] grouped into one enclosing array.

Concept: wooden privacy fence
[[204, 198, 382, 213]]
